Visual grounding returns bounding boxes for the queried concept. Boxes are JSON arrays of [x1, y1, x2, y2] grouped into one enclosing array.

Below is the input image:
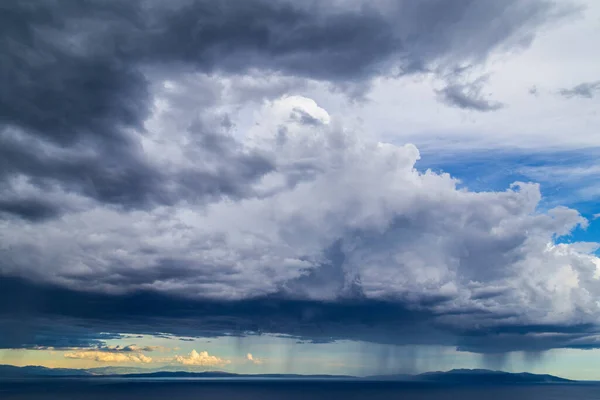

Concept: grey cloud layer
[[2, 275, 600, 354]]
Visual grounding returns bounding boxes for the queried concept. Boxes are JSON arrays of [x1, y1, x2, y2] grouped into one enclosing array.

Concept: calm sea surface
[[1, 379, 600, 399]]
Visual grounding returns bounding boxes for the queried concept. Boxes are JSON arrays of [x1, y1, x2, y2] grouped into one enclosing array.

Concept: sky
[[1, 0, 600, 381]]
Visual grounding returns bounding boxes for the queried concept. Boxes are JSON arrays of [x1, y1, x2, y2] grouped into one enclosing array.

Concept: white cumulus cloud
[[174, 350, 230, 367]]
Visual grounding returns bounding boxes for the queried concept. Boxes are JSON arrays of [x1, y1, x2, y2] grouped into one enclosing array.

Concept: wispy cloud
[[518, 163, 600, 205], [246, 353, 264, 365], [559, 81, 600, 99], [436, 76, 504, 112], [100, 345, 173, 353], [64, 351, 152, 364], [520, 164, 600, 181]]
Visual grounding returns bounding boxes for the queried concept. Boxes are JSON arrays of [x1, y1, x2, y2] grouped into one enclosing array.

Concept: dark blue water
[[1, 379, 599, 399]]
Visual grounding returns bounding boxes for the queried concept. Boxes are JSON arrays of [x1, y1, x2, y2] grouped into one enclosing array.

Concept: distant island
[[0, 365, 575, 384]]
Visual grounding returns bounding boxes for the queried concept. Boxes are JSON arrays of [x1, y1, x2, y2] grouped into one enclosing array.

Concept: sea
[[1, 379, 600, 399]]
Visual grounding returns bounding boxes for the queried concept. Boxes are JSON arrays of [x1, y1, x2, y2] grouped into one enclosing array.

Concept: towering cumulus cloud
[[1, 0, 598, 359]]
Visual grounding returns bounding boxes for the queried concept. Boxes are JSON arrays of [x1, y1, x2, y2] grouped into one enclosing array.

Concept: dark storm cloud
[[2, 0, 591, 360], [141, 0, 400, 80], [0, 315, 123, 350], [0, 0, 279, 219], [0, 0, 163, 214], [559, 81, 600, 99], [456, 323, 600, 353], [0, 276, 451, 350], [3, 276, 600, 354], [137, 0, 566, 86], [0, 0, 564, 220]]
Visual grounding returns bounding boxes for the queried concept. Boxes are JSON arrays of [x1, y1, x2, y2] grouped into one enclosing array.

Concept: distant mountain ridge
[[416, 368, 573, 383], [0, 365, 575, 383], [0, 365, 90, 377]]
